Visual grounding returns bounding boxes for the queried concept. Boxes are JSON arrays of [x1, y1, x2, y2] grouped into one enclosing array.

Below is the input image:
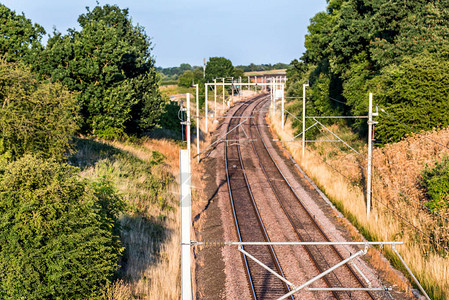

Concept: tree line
[[158, 61, 290, 82], [0, 3, 166, 298], [287, 0, 449, 145]]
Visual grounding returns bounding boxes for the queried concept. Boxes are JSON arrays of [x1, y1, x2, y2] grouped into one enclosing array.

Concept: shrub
[[0, 156, 124, 299], [420, 156, 449, 212], [0, 59, 78, 161]]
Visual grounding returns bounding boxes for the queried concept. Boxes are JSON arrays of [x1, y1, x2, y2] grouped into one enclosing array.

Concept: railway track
[[224, 94, 380, 299], [225, 94, 292, 299]]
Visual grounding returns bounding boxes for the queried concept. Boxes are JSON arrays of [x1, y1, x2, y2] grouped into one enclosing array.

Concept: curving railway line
[[223, 94, 378, 299]]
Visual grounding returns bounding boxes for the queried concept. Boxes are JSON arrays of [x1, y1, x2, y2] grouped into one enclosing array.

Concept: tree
[[288, 0, 449, 144], [178, 70, 194, 87], [0, 4, 45, 63], [234, 68, 245, 79], [0, 59, 78, 162], [375, 51, 449, 144], [37, 4, 164, 138], [0, 156, 124, 299], [205, 57, 234, 82]]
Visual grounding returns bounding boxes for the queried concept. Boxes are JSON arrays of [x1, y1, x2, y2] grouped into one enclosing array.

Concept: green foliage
[[178, 70, 195, 87], [375, 52, 449, 144], [420, 157, 449, 212], [233, 68, 245, 79], [205, 57, 234, 82], [157, 63, 195, 79], [37, 4, 164, 137], [0, 156, 124, 299], [288, 0, 449, 144], [236, 62, 290, 72], [178, 69, 203, 87], [0, 59, 78, 161], [0, 4, 45, 63]]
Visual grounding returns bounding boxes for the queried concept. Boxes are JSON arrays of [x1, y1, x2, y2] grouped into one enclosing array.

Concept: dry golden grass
[[269, 107, 449, 299], [73, 136, 182, 299]]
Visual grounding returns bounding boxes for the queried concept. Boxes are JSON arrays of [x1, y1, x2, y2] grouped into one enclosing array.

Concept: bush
[[0, 59, 78, 161], [375, 52, 449, 145], [420, 157, 449, 212], [0, 156, 124, 299]]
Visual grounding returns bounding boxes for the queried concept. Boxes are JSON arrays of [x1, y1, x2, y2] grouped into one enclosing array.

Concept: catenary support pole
[[367, 93, 373, 218], [195, 86, 199, 162], [222, 78, 225, 112], [205, 84, 208, 133], [281, 84, 285, 129], [214, 79, 217, 119], [239, 76, 241, 99], [186, 93, 191, 154], [180, 149, 191, 300], [302, 83, 309, 158]]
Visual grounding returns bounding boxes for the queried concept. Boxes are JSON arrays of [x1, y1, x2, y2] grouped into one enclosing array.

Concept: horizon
[[1, 0, 327, 68]]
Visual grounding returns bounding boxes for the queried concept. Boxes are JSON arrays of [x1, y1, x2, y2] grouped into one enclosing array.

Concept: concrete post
[[195, 85, 200, 162], [302, 83, 309, 157], [205, 84, 208, 133], [367, 93, 373, 218], [281, 84, 285, 129], [222, 78, 225, 112], [214, 79, 217, 118], [180, 149, 191, 300]]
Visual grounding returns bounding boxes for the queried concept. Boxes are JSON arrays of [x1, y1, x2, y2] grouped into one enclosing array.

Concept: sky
[[2, 0, 328, 68]]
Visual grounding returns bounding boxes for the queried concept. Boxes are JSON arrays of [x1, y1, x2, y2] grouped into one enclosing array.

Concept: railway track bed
[[194, 94, 414, 300]]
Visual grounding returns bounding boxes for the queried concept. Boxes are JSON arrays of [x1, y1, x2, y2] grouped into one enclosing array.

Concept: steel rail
[[247, 97, 345, 299], [250, 98, 377, 299], [224, 94, 292, 299]]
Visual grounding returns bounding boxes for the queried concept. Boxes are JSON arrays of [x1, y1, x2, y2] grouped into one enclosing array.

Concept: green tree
[[0, 156, 124, 299], [205, 57, 234, 82], [0, 4, 45, 63], [193, 67, 204, 83], [37, 4, 164, 138], [0, 59, 78, 162], [288, 0, 449, 144], [375, 51, 449, 144], [233, 68, 245, 79], [178, 70, 194, 87]]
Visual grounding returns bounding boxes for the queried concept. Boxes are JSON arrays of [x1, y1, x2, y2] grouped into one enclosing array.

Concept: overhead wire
[[285, 102, 449, 251], [306, 147, 448, 252], [290, 94, 449, 223]]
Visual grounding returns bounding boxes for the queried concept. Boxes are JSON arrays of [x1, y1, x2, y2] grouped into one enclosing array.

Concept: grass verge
[[69, 136, 181, 299], [269, 105, 449, 299]]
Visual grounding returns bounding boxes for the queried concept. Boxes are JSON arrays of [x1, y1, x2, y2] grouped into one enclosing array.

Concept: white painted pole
[[247, 76, 250, 91], [214, 79, 217, 118], [302, 83, 309, 158], [281, 84, 285, 129], [205, 84, 208, 133], [367, 93, 373, 218], [231, 77, 234, 106], [180, 149, 191, 300], [222, 78, 225, 112], [239, 76, 241, 99], [186, 93, 191, 154], [254, 76, 257, 92], [195, 85, 199, 162], [273, 78, 276, 116], [270, 79, 273, 117]]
